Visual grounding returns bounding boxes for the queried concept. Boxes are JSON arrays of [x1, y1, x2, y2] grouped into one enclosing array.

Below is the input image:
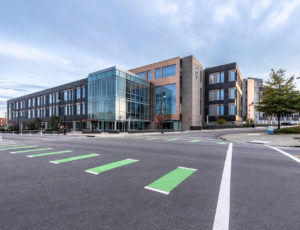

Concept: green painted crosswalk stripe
[[0, 146, 37, 151], [145, 167, 197, 195], [11, 148, 53, 154], [146, 137, 159, 140], [189, 140, 202, 143], [86, 158, 138, 175], [167, 138, 177, 141], [50, 153, 100, 164], [27, 150, 72, 158], [217, 142, 228, 144]]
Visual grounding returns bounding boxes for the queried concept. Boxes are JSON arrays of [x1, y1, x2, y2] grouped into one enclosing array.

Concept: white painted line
[[178, 166, 197, 171], [91, 153, 100, 156], [27, 155, 33, 158], [126, 158, 139, 162], [266, 145, 300, 163], [85, 170, 99, 175], [212, 143, 233, 230], [144, 186, 169, 195], [49, 161, 59, 164]]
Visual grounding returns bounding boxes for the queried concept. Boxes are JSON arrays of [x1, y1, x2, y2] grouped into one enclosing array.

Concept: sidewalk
[[220, 132, 300, 147]]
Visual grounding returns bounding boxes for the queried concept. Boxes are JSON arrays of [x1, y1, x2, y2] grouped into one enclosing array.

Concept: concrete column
[[73, 121, 76, 131], [114, 120, 117, 130]]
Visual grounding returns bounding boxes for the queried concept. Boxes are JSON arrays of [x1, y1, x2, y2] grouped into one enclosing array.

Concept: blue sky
[[1, 0, 300, 116]]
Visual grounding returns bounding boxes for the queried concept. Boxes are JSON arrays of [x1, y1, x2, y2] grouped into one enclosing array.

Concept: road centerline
[[212, 143, 233, 230]]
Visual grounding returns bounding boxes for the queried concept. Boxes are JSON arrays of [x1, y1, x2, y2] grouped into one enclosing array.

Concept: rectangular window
[[155, 68, 161, 79], [147, 70, 152, 80], [229, 88, 236, 99], [82, 87, 85, 98], [229, 104, 236, 115], [209, 90, 215, 101], [82, 103, 85, 114], [56, 106, 59, 116], [64, 106, 68, 115], [220, 72, 224, 83], [136, 72, 146, 80], [76, 104, 81, 115], [155, 86, 161, 114], [229, 70, 235, 81], [163, 64, 176, 78], [49, 94, 52, 104], [218, 104, 224, 115], [163, 84, 176, 114], [64, 91, 68, 101], [76, 88, 81, 99], [32, 98, 35, 107], [49, 108, 52, 117], [220, 89, 224, 100], [28, 99, 31, 107], [209, 105, 215, 116]]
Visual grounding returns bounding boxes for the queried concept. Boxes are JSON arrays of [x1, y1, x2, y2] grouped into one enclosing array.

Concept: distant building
[[0, 118, 7, 127], [205, 63, 243, 125], [242, 78, 266, 124]]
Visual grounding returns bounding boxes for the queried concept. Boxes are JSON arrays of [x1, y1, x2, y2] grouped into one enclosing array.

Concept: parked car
[[281, 122, 293, 126]]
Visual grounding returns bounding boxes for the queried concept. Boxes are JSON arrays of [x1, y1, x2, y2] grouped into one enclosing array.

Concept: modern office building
[[7, 55, 245, 131], [129, 55, 204, 130], [205, 63, 243, 125], [7, 78, 87, 130], [87, 66, 150, 131]]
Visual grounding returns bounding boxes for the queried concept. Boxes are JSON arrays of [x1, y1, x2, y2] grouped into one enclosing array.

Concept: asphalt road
[[0, 128, 299, 230]]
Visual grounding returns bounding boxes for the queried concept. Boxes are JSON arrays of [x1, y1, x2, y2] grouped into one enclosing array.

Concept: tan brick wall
[[129, 57, 181, 121]]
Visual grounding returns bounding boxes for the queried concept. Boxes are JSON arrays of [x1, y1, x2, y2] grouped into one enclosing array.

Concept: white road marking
[[212, 143, 233, 230], [178, 166, 197, 171], [266, 145, 300, 163], [144, 186, 169, 195], [85, 170, 99, 175]]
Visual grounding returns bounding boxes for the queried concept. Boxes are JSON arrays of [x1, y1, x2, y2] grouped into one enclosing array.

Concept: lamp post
[[161, 93, 166, 134]]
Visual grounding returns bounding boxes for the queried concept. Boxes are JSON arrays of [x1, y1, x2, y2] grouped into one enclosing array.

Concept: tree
[[256, 69, 300, 129], [35, 118, 42, 129], [49, 116, 60, 131]]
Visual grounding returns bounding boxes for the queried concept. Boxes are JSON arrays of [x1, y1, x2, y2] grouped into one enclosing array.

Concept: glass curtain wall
[[88, 67, 150, 131]]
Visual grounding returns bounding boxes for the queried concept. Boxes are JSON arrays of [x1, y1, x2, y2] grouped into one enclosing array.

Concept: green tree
[[35, 118, 42, 129], [256, 69, 299, 129], [49, 116, 60, 131]]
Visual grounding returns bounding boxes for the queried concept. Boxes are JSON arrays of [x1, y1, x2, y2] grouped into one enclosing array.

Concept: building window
[[209, 105, 215, 116], [229, 88, 236, 99], [217, 104, 224, 115], [162, 84, 176, 114], [82, 103, 85, 114], [155, 68, 161, 79], [49, 108, 52, 117], [32, 98, 35, 107], [76, 104, 81, 115], [209, 89, 224, 101], [82, 87, 85, 98], [163, 64, 176, 78], [64, 91, 68, 101], [136, 72, 146, 80], [49, 94, 52, 104], [229, 70, 235, 81], [220, 72, 224, 83], [155, 84, 176, 115], [147, 70, 152, 81], [76, 88, 81, 99], [64, 106, 68, 115], [28, 99, 31, 107], [229, 104, 236, 115], [155, 86, 161, 114]]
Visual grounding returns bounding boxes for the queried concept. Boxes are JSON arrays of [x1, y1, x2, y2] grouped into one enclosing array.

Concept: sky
[[1, 0, 300, 117]]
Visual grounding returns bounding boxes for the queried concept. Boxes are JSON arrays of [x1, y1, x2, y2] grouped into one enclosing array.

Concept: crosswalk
[[1, 141, 205, 195]]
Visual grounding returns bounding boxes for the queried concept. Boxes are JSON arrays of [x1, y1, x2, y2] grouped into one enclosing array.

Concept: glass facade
[[162, 64, 176, 78], [136, 72, 146, 80], [155, 68, 161, 79], [88, 67, 150, 130], [147, 70, 151, 80], [155, 84, 176, 115]]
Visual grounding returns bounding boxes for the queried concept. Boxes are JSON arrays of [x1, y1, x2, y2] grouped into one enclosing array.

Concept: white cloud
[[214, 0, 238, 23], [251, 0, 272, 19], [0, 38, 70, 66], [156, 0, 179, 14], [264, 0, 300, 29]]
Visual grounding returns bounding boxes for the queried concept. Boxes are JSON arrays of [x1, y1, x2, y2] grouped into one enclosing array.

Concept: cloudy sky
[[1, 0, 300, 117]]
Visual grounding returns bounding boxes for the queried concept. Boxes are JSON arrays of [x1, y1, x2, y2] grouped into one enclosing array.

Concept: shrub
[[217, 119, 226, 125]]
